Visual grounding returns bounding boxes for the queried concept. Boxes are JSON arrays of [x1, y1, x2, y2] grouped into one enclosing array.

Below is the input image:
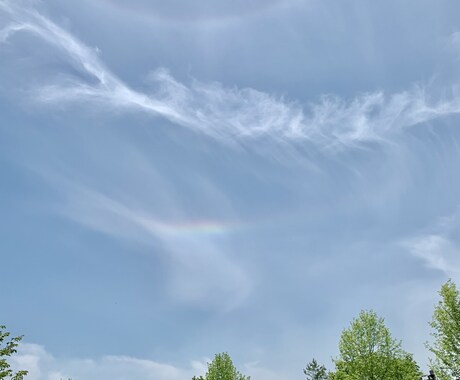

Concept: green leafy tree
[[304, 358, 328, 380], [330, 310, 420, 380], [193, 352, 250, 380], [428, 280, 460, 380], [0, 325, 28, 380]]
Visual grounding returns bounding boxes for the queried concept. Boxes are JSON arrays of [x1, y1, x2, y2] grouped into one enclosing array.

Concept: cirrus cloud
[[1, 0, 460, 154]]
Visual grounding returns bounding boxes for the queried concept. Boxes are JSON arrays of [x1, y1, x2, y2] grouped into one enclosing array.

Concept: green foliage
[[428, 280, 460, 380], [330, 310, 420, 380], [194, 352, 250, 380], [304, 358, 328, 380], [0, 325, 28, 380]]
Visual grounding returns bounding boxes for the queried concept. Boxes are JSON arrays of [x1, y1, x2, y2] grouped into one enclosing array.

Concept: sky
[[1, 0, 460, 379]]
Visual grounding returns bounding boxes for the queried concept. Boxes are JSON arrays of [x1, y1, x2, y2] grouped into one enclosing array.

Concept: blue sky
[[2, 0, 460, 379]]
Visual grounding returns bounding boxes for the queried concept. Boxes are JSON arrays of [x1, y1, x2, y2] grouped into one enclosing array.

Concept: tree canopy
[[8, 281, 460, 380], [330, 310, 420, 380], [304, 358, 328, 380], [193, 352, 250, 380], [0, 325, 28, 380], [428, 279, 460, 380]]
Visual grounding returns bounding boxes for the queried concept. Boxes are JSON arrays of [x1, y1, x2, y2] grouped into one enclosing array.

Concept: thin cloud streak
[[0, 22, 28, 42], [2, 1, 460, 151], [403, 208, 460, 277]]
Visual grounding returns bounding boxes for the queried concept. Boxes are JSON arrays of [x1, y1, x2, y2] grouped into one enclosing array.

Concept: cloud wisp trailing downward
[[403, 208, 460, 277], [59, 184, 251, 311], [1, 0, 460, 151]]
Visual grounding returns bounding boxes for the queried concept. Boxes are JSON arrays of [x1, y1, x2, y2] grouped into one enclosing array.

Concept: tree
[[330, 310, 420, 380], [0, 325, 28, 380], [428, 280, 460, 380], [193, 352, 250, 380], [304, 358, 328, 380]]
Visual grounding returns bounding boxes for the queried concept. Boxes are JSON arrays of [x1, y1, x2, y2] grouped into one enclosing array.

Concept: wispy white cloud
[[403, 234, 460, 275], [58, 184, 251, 311], [1, 0, 460, 152], [11, 343, 286, 380], [402, 208, 460, 277], [11, 343, 206, 380], [0, 22, 28, 42]]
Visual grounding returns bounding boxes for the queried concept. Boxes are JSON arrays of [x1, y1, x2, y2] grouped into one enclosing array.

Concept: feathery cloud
[[1, 0, 460, 152]]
